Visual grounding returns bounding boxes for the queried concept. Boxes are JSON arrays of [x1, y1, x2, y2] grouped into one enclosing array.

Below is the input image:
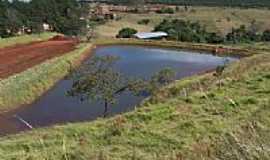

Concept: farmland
[[0, 36, 78, 78]]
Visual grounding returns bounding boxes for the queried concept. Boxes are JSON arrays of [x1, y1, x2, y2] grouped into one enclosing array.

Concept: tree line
[[158, 19, 270, 43], [154, 19, 270, 44], [0, 0, 88, 38], [117, 19, 270, 44]]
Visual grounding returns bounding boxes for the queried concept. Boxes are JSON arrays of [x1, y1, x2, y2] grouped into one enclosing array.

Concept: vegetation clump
[[156, 7, 175, 14], [154, 19, 223, 43], [67, 55, 176, 117], [262, 30, 270, 41], [116, 27, 138, 38], [137, 19, 150, 25]]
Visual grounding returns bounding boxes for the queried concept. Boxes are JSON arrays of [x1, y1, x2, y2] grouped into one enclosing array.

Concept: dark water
[[0, 45, 236, 135]]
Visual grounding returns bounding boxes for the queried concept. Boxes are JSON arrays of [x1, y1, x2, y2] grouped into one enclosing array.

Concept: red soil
[[0, 36, 78, 79]]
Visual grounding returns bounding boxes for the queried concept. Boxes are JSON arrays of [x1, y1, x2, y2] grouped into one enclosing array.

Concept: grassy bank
[[0, 43, 92, 112], [0, 32, 57, 49], [0, 45, 269, 159]]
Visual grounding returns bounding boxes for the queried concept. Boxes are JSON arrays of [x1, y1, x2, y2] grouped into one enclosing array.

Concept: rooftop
[[134, 32, 168, 39]]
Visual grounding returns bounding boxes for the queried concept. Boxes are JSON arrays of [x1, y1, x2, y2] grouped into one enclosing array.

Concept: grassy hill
[[147, 0, 270, 7], [0, 45, 269, 159], [100, 0, 270, 7], [96, 7, 270, 38]]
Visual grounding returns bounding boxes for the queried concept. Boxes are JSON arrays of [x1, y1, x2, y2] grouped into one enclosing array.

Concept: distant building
[[89, 3, 117, 20], [96, 5, 110, 15], [43, 23, 51, 31], [133, 32, 168, 39]]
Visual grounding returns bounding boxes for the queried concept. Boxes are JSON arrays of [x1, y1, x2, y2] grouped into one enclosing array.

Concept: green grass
[[0, 43, 92, 112], [0, 32, 57, 48], [0, 47, 269, 159]]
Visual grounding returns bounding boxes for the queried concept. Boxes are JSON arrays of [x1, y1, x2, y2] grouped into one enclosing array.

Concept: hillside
[[0, 45, 269, 159], [96, 7, 270, 39], [100, 0, 270, 7], [147, 0, 270, 7]]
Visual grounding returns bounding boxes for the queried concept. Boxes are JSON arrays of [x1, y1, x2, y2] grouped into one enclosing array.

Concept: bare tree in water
[[67, 55, 175, 117]]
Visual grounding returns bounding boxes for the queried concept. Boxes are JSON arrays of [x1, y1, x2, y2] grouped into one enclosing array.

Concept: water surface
[[0, 45, 236, 135]]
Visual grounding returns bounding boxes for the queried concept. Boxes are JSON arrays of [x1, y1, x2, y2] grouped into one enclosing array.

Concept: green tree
[[67, 55, 175, 117], [0, 0, 9, 37], [262, 30, 270, 41], [156, 7, 175, 14], [138, 19, 150, 25], [30, 0, 87, 35], [67, 56, 143, 117], [116, 28, 137, 38], [147, 68, 176, 94]]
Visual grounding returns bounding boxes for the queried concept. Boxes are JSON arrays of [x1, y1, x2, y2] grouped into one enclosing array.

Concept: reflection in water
[[0, 45, 237, 135], [67, 55, 176, 117]]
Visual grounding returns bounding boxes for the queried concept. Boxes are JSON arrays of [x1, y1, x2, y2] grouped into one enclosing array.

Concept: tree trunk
[[103, 100, 109, 118]]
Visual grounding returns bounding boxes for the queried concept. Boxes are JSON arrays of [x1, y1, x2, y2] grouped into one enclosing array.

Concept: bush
[[116, 28, 137, 38], [206, 33, 224, 44], [262, 30, 270, 41], [138, 19, 150, 25], [226, 25, 262, 43], [156, 7, 175, 14]]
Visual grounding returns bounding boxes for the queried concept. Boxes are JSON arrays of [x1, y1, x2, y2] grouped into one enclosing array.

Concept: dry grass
[[0, 32, 57, 48], [96, 6, 270, 38]]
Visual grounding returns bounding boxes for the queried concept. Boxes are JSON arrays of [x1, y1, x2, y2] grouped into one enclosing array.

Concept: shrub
[[226, 25, 262, 43], [116, 28, 137, 38], [262, 30, 270, 41], [137, 19, 150, 25], [156, 7, 175, 14], [206, 33, 224, 44]]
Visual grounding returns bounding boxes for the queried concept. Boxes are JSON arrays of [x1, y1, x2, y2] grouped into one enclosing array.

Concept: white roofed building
[[133, 32, 168, 39]]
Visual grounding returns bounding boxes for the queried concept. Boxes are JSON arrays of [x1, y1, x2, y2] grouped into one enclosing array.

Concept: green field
[[96, 7, 270, 38]]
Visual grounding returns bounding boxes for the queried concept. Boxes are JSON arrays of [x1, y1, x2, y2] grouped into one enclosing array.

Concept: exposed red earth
[[0, 35, 79, 79]]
